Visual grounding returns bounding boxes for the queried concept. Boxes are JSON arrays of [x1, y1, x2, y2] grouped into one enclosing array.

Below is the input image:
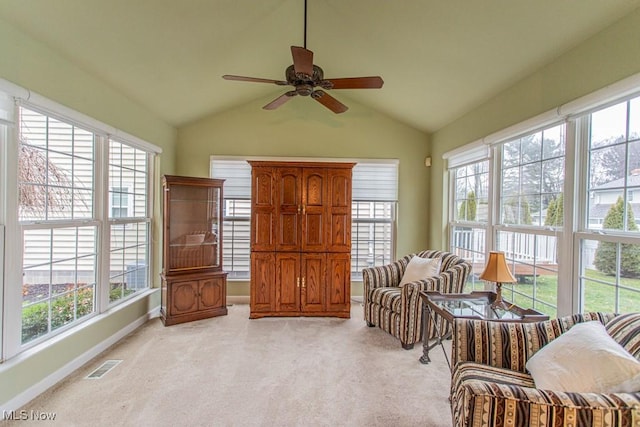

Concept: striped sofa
[[362, 250, 471, 349], [451, 312, 640, 427]]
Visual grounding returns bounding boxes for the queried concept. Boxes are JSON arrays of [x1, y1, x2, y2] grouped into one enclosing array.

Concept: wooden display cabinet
[[161, 175, 227, 326]]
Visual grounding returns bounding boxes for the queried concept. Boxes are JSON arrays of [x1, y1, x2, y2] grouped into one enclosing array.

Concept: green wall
[[428, 8, 640, 250], [177, 94, 431, 296], [0, 17, 177, 407]]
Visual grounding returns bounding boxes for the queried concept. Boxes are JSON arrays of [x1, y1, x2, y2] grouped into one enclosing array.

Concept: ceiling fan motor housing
[[285, 64, 331, 92]]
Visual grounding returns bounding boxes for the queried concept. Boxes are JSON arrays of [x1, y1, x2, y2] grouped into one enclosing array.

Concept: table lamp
[[479, 251, 517, 310]]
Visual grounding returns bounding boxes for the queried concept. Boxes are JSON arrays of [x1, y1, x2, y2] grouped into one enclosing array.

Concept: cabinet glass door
[[168, 184, 220, 271]]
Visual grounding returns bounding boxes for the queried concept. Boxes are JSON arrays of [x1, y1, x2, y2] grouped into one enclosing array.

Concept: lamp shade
[[479, 251, 517, 283]]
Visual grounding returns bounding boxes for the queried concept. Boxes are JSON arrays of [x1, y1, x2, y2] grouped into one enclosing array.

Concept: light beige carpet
[[4, 303, 452, 427]]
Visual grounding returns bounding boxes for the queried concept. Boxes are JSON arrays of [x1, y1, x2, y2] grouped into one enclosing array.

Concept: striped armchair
[[451, 312, 640, 427], [362, 250, 471, 350]]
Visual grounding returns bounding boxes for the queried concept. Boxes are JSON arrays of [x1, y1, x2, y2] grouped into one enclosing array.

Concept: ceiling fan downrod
[[303, 0, 307, 49]]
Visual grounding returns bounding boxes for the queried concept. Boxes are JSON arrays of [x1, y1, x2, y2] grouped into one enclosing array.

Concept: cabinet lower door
[[301, 253, 326, 313], [199, 276, 226, 311], [326, 253, 351, 314], [275, 252, 300, 313], [251, 252, 276, 314], [169, 280, 199, 316]]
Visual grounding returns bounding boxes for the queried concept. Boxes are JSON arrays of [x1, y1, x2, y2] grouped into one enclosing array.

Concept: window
[[496, 124, 565, 317], [108, 139, 150, 303], [211, 159, 251, 279], [449, 158, 489, 291], [210, 158, 398, 281], [19, 107, 98, 343], [578, 96, 640, 313], [7, 102, 156, 350], [351, 162, 397, 280], [446, 79, 640, 318]]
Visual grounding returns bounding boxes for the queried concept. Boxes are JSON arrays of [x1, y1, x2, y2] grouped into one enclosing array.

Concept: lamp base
[[490, 299, 514, 311], [490, 282, 514, 311]]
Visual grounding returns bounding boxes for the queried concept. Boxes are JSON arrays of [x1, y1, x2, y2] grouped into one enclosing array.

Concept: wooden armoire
[[249, 161, 354, 319]]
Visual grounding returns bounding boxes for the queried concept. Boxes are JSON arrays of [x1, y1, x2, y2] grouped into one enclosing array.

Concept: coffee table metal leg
[[419, 303, 431, 364]]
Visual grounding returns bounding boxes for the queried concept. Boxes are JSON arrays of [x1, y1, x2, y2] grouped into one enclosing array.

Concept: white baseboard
[[227, 296, 250, 305], [0, 304, 158, 413]]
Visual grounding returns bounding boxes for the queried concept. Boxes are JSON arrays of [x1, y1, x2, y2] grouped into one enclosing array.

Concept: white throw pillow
[[525, 321, 640, 393], [398, 256, 441, 287]]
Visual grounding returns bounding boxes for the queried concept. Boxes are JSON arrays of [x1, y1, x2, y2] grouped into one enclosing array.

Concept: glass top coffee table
[[419, 290, 548, 366]]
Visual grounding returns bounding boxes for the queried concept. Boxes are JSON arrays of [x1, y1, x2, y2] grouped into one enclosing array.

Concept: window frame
[[1, 90, 159, 359], [448, 155, 491, 292]]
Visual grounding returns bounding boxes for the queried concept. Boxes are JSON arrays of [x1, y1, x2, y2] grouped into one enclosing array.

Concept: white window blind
[[210, 159, 251, 198], [443, 140, 489, 169], [352, 162, 398, 201]]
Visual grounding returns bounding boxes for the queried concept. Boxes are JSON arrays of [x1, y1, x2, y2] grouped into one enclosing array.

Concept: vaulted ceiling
[[1, 0, 639, 133]]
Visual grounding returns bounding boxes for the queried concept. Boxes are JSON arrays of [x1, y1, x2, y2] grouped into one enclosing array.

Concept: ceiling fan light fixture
[[297, 84, 314, 96]]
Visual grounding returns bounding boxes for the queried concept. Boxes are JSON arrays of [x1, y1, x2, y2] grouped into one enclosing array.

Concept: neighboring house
[[587, 171, 640, 229]]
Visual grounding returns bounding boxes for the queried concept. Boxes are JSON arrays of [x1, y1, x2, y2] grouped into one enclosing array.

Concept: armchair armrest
[[362, 254, 412, 295], [451, 312, 618, 372], [400, 262, 471, 341], [453, 380, 640, 427]]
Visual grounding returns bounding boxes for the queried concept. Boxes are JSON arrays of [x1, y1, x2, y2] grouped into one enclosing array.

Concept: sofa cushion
[[398, 256, 441, 287], [525, 321, 640, 393], [452, 361, 535, 391]]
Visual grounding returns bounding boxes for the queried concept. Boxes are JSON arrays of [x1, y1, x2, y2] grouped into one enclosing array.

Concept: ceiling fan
[[222, 0, 384, 114]]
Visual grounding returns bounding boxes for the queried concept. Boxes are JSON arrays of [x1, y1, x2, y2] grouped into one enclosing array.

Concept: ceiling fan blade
[[312, 90, 348, 114], [325, 76, 384, 89], [263, 92, 297, 110], [291, 46, 314, 77], [223, 75, 288, 85]]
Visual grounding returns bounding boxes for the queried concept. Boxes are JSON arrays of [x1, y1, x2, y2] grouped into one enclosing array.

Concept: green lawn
[[503, 269, 640, 317], [468, 268, 640, 317]]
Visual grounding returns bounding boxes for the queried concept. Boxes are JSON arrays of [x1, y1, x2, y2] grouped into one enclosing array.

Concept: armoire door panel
[[250, 252, 276, 312], [278, 168, 301, 207], [326, 253, 351, 313], [304, 170, 325, 206], [253, 169, 275, 206], [251, 167, 276, 251], [276, 168, 301, 251], [275, 253, 300, 312], [301, 168, 327, 251], [326, 168, 353, 252], [329, 170, 351, 208], [301, 253, 326, 312], [253, 211, 274, 250], [328, 213, 351, 251], [303, 212, 324, 250], [278, 212, 299, 248]]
